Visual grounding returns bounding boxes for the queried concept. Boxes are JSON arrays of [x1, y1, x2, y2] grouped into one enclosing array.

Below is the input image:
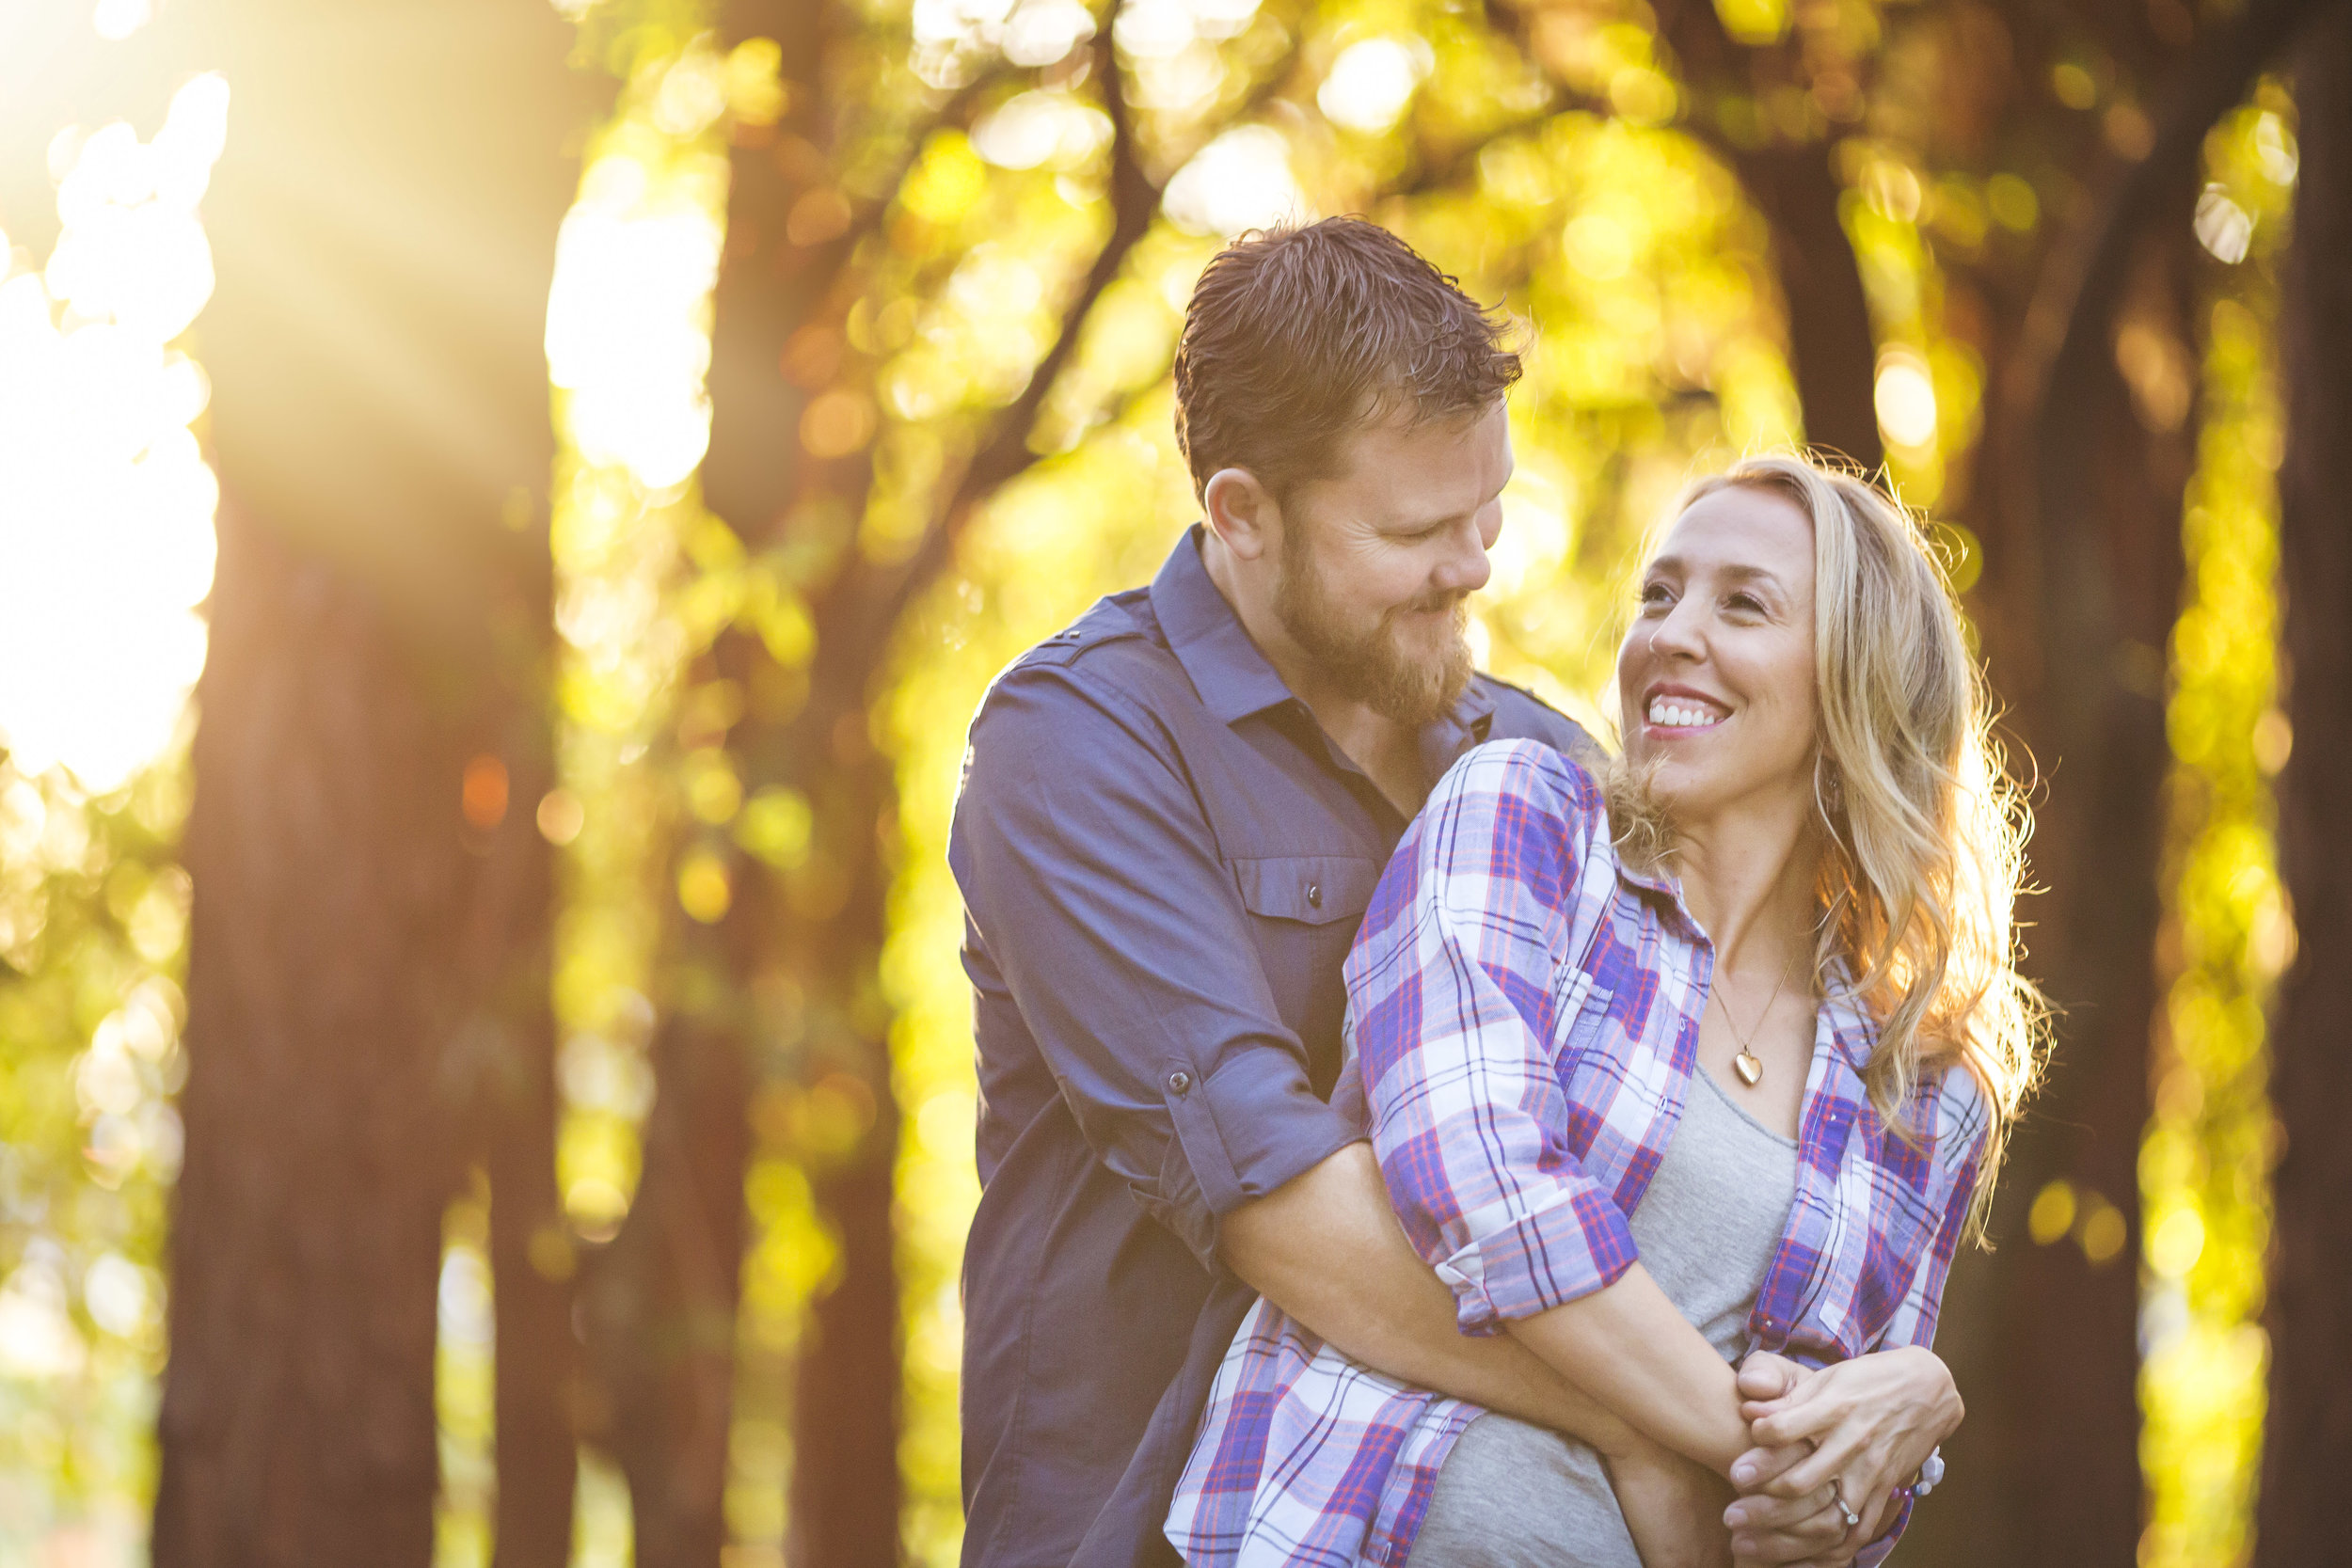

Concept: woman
[[1166, 452, 2044, 1567]]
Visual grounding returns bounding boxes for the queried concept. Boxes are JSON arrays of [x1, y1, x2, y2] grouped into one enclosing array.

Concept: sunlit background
[[0, 0, 2308, 1562]]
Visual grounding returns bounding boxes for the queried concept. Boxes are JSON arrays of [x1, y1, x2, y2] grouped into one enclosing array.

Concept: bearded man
[[949, 217, 1606, 1568]]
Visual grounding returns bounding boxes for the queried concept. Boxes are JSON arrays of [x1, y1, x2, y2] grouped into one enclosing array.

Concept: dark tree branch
[[2026, 0, 2338, 502], [871, 2, 1158, 639], [824, 65, 1010, 272], [1638, 0, 1886, 467]]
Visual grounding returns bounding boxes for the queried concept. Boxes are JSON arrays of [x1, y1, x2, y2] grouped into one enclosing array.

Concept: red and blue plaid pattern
[[1166, 741, 1989, 1567]]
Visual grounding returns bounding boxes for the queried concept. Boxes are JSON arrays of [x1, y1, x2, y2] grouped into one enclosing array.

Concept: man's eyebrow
[[1395, 473, 1513, 530]]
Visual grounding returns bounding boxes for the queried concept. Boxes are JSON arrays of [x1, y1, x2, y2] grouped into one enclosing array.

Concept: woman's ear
[[1202, 467, 1278, 563]]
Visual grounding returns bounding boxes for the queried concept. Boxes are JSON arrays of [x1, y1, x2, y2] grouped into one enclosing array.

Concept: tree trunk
[[1937, 6, 2325, 1559], [158, 3, 589, 1560], [471, 637, 578, 1568], [158, 511, 464, 1568], [579, 1009, 753, 1568], [1964, 237, 2192, 1565], [1733, 145, 1885, 472], [2258, 9, 2352, 1555], [628, 6, 1157, 1560], [1645, 0, 1885, 471]]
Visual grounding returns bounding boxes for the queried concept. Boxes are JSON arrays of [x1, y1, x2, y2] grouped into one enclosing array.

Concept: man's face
[[1272, 403, 1511, 725]]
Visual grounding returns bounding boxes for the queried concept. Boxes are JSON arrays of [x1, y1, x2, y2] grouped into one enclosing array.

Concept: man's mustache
[[1388, 590, 1471, 621]]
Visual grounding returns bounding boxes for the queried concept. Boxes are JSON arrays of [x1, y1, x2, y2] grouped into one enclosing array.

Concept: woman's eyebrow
[[1719, 563, 1785, 589]]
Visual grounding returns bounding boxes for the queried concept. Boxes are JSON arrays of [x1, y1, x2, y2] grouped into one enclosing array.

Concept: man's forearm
[[1221, 1143, 1643, 1454]]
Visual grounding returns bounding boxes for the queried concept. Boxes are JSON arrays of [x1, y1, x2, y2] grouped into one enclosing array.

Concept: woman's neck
[[1671, 792, 1821, 978]]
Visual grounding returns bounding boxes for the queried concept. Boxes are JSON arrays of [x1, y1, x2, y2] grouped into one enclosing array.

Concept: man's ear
[[1202, 467, 1279, 563]]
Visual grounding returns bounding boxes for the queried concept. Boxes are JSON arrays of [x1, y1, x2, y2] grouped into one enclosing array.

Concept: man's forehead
[[1314, 403, 1511, 506]]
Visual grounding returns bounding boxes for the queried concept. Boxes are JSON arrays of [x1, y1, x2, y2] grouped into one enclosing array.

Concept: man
[[951, 217, 1615, 1568]]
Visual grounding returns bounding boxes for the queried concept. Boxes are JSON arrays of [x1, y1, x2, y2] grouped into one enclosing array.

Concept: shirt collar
[[1148, 524, 1501, 754], [1817, 956, 1881, 1075], [1150, 526, 1296, 725]]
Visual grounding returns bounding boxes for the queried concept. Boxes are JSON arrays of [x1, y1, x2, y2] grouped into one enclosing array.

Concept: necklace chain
[[1712, 946, 1805, 1086]]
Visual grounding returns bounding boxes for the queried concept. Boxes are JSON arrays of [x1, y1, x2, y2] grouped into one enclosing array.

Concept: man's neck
[[1202, 531, 1430, 814]]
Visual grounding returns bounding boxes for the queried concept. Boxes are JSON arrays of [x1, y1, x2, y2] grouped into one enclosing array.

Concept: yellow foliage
[[2137, 83, 2297, 1568]]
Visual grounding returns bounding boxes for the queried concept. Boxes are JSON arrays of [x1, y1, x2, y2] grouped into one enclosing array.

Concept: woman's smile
[[1641, 683, 1732, 734]]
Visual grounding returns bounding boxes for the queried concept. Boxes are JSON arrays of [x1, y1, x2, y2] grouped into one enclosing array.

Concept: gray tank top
[[1629, 1065, 1801, 1362], [1406, 1069, 1802, 1568]]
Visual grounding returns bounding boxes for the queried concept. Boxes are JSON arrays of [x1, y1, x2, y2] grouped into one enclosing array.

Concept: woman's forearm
[[1508, 1263, 1753, 1475]]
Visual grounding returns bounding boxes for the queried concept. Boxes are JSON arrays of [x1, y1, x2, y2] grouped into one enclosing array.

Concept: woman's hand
[[1729, 1346, 1963, 1557], [1719, 1354, 1867, 1566], [1606, 1435, 1735, 1568]]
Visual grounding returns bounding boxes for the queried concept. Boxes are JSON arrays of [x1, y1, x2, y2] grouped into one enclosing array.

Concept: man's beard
[[1274, 525, 1474, 726]]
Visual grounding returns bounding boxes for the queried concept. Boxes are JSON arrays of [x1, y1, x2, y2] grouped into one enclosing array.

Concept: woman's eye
[[1726, 593, 1765, 614], [1639, 583, 1672, 608]]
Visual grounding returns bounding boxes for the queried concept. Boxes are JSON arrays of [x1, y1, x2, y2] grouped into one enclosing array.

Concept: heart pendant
[[1733, 1051, 1763, 1086]]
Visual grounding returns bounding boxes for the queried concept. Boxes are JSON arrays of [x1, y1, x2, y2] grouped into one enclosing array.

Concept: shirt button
[[1307, 883, 1323, 910], [1168, 1071, 1192, 1095]]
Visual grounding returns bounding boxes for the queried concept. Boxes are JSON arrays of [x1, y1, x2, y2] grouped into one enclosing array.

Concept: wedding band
[[1830, 1480, 1860, 1529]]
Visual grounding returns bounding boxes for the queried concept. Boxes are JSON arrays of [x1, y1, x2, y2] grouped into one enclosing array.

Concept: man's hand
[[1607, 1437, 1735, 1568]]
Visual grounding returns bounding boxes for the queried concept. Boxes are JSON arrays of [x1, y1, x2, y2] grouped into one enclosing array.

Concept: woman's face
[[1616, 485, 1819, 823]]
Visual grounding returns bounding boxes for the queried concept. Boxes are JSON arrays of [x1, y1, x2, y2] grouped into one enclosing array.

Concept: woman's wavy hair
[[1608, 451, 2048, 1240]]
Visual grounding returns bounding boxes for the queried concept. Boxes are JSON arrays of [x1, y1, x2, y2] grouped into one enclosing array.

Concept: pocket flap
[[1232, 855, 1381, 926]]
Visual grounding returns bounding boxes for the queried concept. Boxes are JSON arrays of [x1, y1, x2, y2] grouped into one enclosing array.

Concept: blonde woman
[[1167, 452, 2044, 1567]]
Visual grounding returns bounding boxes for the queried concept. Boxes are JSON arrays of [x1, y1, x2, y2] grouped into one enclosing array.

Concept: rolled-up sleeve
[[950, 665, 1359, 1272], [1350, 741, 1638, 1334]]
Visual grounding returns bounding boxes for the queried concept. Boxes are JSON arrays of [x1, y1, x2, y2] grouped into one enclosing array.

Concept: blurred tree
[[1638, 0, 1885, 470], [575, 2, 1157, 1560], [154, 5, 592, 1565], [1673, 2, 2312, 1558], [1970, 5, 2318, 1563], [2263, 5, 2352, 1555]]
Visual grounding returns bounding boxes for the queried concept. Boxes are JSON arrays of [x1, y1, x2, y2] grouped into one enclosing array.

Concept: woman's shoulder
[[1431, 736, 1610, 825], [1362, 739, 1616, 944]]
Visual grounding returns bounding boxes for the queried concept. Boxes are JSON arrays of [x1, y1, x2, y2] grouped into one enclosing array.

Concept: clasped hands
[[1608, 1346, 1962, 1568]]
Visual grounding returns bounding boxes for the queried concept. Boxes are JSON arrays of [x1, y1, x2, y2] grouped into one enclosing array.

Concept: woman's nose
[[1645, 600, 1706, 660]]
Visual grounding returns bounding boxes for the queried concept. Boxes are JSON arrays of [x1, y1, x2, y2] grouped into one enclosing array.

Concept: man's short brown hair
[[1171, 216, 1521, 503]]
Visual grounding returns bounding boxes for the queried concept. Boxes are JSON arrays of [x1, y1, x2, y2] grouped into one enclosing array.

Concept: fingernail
[[1732, 1462, 1756, 1484]]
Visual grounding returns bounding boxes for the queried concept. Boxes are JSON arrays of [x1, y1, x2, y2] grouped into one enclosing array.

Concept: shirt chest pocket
[[1232, 855, 1381, 1096]]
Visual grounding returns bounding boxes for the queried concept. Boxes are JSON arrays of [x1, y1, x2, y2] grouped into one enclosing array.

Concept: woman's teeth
[[1647, 700, 1720, 728]]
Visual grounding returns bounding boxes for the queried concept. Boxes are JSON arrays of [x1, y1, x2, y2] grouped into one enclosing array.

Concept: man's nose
[[1431, 515, 1492, 595]]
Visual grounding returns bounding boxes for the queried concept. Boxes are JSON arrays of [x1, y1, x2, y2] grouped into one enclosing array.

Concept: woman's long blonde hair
[[1610, 451, 2047, 1239]]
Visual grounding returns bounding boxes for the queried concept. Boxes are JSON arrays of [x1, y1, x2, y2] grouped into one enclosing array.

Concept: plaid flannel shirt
[[1166, 740, 1989, 1568]]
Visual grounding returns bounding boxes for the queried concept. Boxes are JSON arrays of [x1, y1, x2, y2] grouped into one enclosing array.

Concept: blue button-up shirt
[[948, 529, 1596, 1568]]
